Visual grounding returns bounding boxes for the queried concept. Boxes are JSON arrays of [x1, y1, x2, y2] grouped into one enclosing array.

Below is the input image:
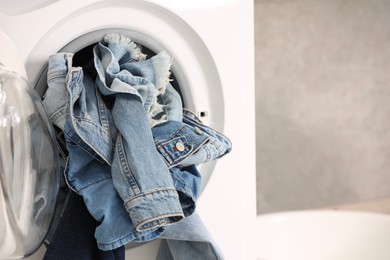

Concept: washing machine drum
[[0, 65, 60, 258]]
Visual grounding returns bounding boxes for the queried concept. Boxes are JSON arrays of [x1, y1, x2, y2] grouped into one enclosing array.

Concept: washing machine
[[0, 0, 256, 259]]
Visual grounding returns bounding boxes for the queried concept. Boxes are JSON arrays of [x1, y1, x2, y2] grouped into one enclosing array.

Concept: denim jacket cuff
[[125, 188, 184, 232], [152, 121, 210, 168]]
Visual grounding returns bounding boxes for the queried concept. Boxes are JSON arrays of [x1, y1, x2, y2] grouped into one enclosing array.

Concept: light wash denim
[[180, 109, 232, 167], [168, 165, 201, 217], [151, 86, 232, 218], [157, 212, 225, 260], [152, 120, 210, 168], [92, 38, 184, 231], [149, 77, 232, 223], [42, 53, 73, 130], [152, 82, 232, 168], [98, 33, 170, 127], [152, 120, 209, 216], [155, 83, 183, 123], [42, 33, 170, 129], [64, 68, 165, 250]]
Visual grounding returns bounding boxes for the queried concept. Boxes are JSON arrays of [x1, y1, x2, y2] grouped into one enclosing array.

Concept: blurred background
[[255, 0, 390, 214]]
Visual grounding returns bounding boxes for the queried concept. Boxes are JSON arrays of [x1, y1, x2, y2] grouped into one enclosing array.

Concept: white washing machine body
[[0, 0, 256, 259]]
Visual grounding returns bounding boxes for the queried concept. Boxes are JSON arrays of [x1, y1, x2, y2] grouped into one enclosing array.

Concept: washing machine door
[[0, 34, 60, 259]]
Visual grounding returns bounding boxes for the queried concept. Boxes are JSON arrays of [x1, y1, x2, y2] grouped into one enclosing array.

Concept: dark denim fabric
[[43, 192, 125, 260]]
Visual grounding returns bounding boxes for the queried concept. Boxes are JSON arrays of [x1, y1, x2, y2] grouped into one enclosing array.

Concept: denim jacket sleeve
[[92, 37, 185, 232]]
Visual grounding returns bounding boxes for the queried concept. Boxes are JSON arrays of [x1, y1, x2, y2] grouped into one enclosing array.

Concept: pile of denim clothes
[[41, 33, 231, 260]]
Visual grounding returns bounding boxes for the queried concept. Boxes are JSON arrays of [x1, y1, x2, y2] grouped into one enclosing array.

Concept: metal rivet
[[194, 126, 203, 135], [176, 142, 185, 152]]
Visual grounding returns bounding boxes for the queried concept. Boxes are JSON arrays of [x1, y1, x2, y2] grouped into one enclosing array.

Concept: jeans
[[43, 191, 125, 260]]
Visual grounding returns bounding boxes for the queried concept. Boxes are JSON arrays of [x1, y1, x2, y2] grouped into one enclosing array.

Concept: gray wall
[[255, 0, 390, 214]]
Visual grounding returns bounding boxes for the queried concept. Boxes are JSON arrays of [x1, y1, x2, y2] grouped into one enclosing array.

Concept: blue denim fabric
[[151, 83, 183, 123], [151, 84, 232, 168], [151, 86, 232, 219], [151, 118, 231, 218], [43, 191, 125, 260], [157, 212, 225, 260], [93, 39, 184, 231], [42, 53, 73, 130], [99, 33, 171, 127], [64, 69, 164, 250], [42, 33, 170, 130], [169, 165, 201, 217], [152, 120, 210, 169], [180, 109, 232, 167], [153, 77, 232, 167]]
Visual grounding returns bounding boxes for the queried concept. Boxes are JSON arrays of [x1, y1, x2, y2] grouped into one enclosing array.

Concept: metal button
[[194, 126, 203, 135], [175, 142, 185, 152]]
